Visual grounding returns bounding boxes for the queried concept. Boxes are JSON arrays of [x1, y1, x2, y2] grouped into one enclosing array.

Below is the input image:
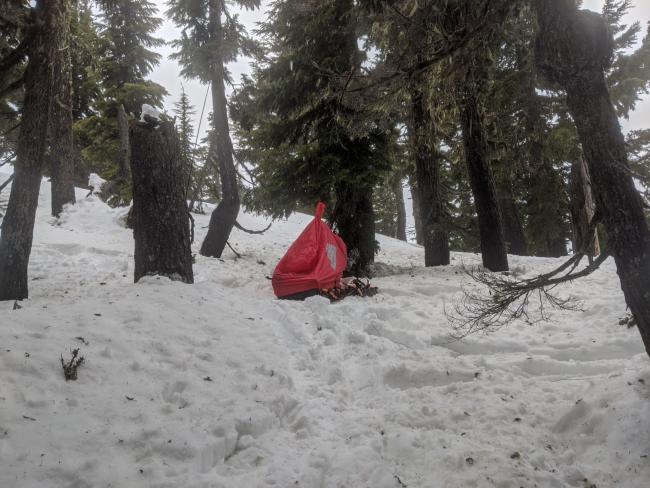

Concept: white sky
[[149, 0, 650, 140]]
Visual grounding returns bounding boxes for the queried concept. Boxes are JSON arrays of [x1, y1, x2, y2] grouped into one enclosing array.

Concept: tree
[[173, 86, 197, 208], [0, 0, 73, 300], [533, 0, 650, 356], [130, 117, 194, 284], [456, 57, 509, 272], [75, 0, 166, 206], [50, 0, 76, 217], [168, 0, 260, 259], [231, 0, 390, 276]]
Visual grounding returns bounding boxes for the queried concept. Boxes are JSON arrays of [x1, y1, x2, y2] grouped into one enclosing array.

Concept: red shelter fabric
[[272, 202, 347, 298]]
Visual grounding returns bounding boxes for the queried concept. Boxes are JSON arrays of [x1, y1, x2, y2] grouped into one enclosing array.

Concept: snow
[[140, 103, 161, 123], [1, 168, 649, 487]]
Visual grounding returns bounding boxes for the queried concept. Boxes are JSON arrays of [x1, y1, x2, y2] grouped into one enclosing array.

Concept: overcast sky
[[149, 0, 650, 139]]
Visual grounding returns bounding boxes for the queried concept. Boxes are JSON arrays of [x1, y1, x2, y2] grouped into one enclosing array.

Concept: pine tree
[[168, 0, 260, 259], [74, 0, 166, 206], [173, 86, 197, 207], [533, 0, 650, 356], [231, 0, 391, 276], [0, 0, 74, 300]]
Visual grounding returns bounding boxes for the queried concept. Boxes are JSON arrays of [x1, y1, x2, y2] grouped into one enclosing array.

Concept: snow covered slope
[[1, 171, 649, 488]]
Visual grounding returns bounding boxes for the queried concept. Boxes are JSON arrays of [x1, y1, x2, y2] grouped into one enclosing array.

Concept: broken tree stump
[[130, 117, 194, 284]]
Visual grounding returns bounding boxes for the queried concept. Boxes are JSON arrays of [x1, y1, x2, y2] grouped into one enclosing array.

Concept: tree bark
[[0, 0, 68, 300], [535, 0, 650, 356], [408, 79, 449, 266], [200, 0, 240, 258], [116, 103, 130, 181], [569, 156, 600, 257], [331, 181, 376, 277], [50, 11, 76, 218], [130, 120, 193, 284], [458, 75, 509, 272], [392, 175, 407, 241]]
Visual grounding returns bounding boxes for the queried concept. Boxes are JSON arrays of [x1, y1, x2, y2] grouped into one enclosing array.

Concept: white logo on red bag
[[326, 243, 337, 270]]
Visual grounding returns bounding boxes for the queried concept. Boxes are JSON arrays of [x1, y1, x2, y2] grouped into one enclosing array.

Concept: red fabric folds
[[272, 202, 347, 299]]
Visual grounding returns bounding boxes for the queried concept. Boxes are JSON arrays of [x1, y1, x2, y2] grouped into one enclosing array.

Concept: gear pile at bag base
[[319, 277, 378, 302]]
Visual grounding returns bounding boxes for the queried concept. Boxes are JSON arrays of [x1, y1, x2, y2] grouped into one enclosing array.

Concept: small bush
[[61, 348, 85, 381]]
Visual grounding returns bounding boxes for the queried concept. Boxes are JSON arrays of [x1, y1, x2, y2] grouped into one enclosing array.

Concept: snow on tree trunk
[[130, 119, 193, 284]]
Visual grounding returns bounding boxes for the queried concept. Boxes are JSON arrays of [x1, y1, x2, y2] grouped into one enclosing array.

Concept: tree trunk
[[392, 175, 407, 241], [130, 120, 193, 284], [409, 175, 423, 245], [569, 156, 600, 257], [458, 76, 509, 272], [0, 0, 68, 301], [497, 177, 528, 256], [200, 0, 240, 258], [332, 182, 376, 277], [524, 70, 568, 259], [50, 12, 76, 218], [535, 0, 650, 356], [408, 79, 449, 266], [117, 103, 130, 181]]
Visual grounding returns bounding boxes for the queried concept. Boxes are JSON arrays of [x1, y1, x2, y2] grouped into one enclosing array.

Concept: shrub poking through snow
[[61, 348, 84, 381]]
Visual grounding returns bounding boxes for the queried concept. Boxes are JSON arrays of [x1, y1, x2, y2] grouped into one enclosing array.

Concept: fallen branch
[[448, 245, 610, 339], [234, 220, 272, 235], [226, 241, 242, 259]]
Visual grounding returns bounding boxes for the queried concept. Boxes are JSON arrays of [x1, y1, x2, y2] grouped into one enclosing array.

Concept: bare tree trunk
[[494, 166, 528, 256], [497, 179, 528, 256], [130, 120, 193, 284], [408, 78, 449, 266], [117, 103, 130, 181], [0, 0, 69, 300], [458, 74, 509, 272], [535, 0, 650, 356], [570, 156, 600, 258], [392, 175, 407, 241], [200, 0, 240, 258], [50, 11, 76, 218]]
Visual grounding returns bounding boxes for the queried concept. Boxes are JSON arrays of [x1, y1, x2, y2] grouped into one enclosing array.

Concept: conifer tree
[[0, 0, 74, 300], [231, 0, 390, 276], [75, 0, 166, 206], [168, 0, 260, 259], [173, 86, 198, 207]]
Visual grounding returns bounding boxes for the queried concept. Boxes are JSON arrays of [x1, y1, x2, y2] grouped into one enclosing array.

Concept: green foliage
[[74, 0, 167, 188], [232, 0, 391, 220], [167, 0, 260, 84]]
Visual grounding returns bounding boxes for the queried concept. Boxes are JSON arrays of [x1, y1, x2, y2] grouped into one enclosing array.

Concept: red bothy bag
[[272, 202, 347, 299]]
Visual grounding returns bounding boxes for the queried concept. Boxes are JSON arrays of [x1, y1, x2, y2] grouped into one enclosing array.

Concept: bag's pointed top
[[315, 202, 326, 220]]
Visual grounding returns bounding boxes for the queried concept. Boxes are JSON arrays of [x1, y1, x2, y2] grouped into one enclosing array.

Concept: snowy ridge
[[1, 171, 649, 487]]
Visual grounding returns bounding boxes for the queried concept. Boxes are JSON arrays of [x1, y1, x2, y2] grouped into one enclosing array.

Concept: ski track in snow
[[1, 171, 649, 488]]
